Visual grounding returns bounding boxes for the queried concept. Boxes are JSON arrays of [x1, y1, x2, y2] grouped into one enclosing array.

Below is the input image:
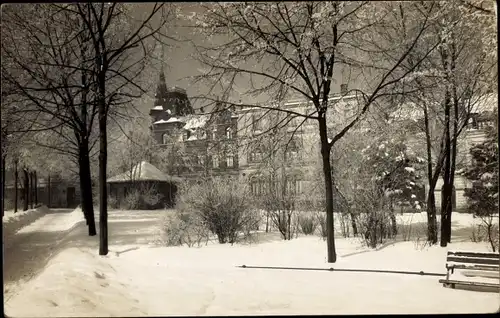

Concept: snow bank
[[2, 206, 49, 237], [5, 236, 498, 316], [17, 207, 84, 234]]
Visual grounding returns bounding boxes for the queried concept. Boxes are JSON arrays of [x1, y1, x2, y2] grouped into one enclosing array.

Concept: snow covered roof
[[183, 115, 210, 130], [154, 117, 182, 125], [152, 106, 163, 111], [107, 161, 181, 183]]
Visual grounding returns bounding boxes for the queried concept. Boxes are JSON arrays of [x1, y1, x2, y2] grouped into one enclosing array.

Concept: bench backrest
[[446, 251, 500, 266]]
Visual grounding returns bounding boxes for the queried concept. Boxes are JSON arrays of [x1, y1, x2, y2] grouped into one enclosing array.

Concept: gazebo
[[107, 161, 181, 209]]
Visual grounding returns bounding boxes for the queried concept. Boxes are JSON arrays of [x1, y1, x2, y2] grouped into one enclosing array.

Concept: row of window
[[248, 149, 300, 163], [251, 114, 303, 132], [197, 154, 236, 168], [162, 127, 234, 144], [250, 179, 304, 195]]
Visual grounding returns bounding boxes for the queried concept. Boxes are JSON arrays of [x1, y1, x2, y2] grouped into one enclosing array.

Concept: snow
[[405, 167, 415, 173], [17, 207, 84, 234], [152, 105, 163, 111], [4, 210, 499, 316], [154, 117, 182, 124], [3, 208, 40, 223], [183, 115, 209, 130], [5, 233, 498, 316]]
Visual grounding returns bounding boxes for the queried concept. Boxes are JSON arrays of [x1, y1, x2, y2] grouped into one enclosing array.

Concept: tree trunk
[[389, 199, 397, 237], [97, 56, 108, 256], [446, 34, 460, 244], [350, 212, 358, 236], [265, 211, 269, 233], [23, 169, 29, 211], [319, 116, 336, 263], [29, 171, 34, 209], [440, 184, 453, 247], [79, 138, 97, 236], [426, 189, 438, 244], [1, 155, 5, 217], [423, 100, 446, 245], [14, 159, 18, 212], [34, 171, 38, 206], [440, 85, 452, 247], [48, 174, 51, 208]]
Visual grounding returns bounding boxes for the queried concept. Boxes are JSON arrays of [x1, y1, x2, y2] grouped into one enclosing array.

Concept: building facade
[[149, 67, 497, 212]]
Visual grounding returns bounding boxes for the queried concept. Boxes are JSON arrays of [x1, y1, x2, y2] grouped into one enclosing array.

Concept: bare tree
[[68, 3, 174, 255], [189, 2, 443, 262], [1, 4, 100, 234], [389, 1, 497, 245]]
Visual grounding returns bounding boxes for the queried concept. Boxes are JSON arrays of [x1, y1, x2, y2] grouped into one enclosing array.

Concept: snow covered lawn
[[5, 232, 499, 316]]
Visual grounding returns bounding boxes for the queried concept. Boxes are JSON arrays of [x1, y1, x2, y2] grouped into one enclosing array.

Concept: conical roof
[[106, 161, 181, 183]]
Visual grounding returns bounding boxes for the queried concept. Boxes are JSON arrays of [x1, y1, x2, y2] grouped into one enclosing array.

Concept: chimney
[[340, 84, 348, 95]]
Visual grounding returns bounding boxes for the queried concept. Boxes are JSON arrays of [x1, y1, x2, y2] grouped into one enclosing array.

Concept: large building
[[150, 67, 497, 211], [149, 70, 239, 179]]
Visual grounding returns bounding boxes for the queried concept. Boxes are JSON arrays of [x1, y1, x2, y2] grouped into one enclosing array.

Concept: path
[[3, 209, 168, 301], [3, 209, 79, 301]]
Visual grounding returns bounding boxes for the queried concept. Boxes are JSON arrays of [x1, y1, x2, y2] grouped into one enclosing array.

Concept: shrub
[[469, 217, 499, 252], [107, 196, 118, 209], [315, 212, 327, 240], [176, 177, 260, 244], [121, 190, 140, 210], [358, 210, 393, 248], [119, 184, 163, 210], [299, 215, 317, 235], [160, 211, 209, 247]]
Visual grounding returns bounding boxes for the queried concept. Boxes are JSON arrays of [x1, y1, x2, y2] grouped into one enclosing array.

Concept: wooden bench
[[439, 251, 500, 290]]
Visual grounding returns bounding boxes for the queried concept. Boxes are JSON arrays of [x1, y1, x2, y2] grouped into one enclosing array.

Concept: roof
[[154, 117, 183, 125], [183, 114, 210, 130], [107, 161, 182, 183]]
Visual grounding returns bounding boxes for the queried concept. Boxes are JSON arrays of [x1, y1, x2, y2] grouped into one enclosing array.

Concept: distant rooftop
[[107, 161, 181, 183]]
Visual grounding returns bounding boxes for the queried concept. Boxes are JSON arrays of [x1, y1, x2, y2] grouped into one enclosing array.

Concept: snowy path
[[3, 208, 166, 302], [3, 208, 81, 301]]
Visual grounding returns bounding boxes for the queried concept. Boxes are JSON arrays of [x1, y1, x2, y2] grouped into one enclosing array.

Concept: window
[[226, 154, 234, 167], [162, 133, 169, 144], [212, 155, 219, 168], [252, 114, 263, 132], [226, 127, 233, 139], [250, 151, 263, 163], [212, 127, 217, 140], [198, 155, 205, 166], [199, 129, 207, 140], [183, 130, 190, 141], [340, 83, 348, 95]]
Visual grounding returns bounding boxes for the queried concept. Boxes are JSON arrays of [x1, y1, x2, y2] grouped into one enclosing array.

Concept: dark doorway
[[66, 186, 76, 208]]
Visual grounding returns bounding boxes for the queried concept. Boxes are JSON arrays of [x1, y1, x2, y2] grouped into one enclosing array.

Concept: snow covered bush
[[120, 184, 162, 210], [177, 177, 260, 244], [160, 211, 209, 247], [298, 214, 317, 235], [463, 124, 499, 251]]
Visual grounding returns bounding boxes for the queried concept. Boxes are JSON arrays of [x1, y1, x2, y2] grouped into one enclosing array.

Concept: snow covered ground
[[17, 207, 85, 234], [2, 206, 50, 238], [4, 210, 499, 316], [3, 208, 41, 224]]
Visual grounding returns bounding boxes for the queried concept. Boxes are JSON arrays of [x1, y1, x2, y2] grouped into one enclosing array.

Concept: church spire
[[154, 44, 169, 108]]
